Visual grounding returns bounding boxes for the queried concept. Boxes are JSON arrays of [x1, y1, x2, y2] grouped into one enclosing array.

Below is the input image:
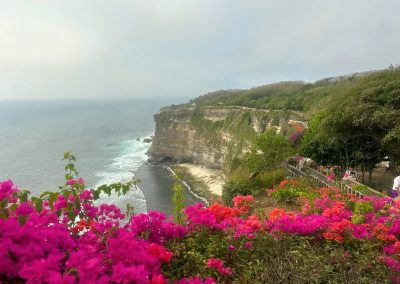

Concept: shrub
[[353, 184, 385, 197], [223, 169, 286, 206], [271, 178, 314, 204], [222, 180, 257, 205], [257, 169, 286, 189], [0, 153, 184, 284], [272, 186, 301, 204], [164, 231, 391, 283]]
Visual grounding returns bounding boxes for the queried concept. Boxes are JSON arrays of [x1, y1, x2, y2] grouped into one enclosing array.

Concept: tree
[[300, 112, 342, 166], [246, 129, 293, 186], [300, 70, 400, 182]]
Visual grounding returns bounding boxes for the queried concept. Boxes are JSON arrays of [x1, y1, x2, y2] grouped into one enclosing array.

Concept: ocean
[[0, 98, 202, 215]]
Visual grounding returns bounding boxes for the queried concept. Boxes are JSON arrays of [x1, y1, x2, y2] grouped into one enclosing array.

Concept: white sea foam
[[94, 137, 152, 214], [165, 166, 209, 206]]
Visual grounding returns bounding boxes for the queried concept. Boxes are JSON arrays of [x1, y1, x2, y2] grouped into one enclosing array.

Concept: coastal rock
[[148, 105, 305, 174], [148, 108, 226, 169]]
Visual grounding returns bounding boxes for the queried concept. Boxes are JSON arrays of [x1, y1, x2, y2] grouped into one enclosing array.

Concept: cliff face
[[148, 105, 304, 173], [148, 107, 229, 169]]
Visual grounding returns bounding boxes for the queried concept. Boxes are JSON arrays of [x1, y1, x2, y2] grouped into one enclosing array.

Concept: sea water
[[0, 98, 202, 215]]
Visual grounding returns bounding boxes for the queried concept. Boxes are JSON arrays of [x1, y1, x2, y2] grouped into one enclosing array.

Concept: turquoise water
[[0, 98, 202, 214]]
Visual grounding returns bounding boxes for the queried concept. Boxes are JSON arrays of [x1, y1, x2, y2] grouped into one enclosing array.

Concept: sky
[[0, 0, 399, 102]]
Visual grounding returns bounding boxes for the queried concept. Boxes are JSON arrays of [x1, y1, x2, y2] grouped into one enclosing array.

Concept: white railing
[[287, 164, 383, 197]]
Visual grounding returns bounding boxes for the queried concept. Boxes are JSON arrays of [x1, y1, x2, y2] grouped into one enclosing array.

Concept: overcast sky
[[0, 0, 399, 101]]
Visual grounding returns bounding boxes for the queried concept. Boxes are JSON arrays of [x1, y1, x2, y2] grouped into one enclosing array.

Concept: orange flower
[[269, 208, 286, 221]]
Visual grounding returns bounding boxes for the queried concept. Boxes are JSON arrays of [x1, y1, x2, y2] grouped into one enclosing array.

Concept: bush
[[164, 231, 391, 283], [0, 153, 185, 284], [257, 169, 286, 188], [353, 184, 385, 197], [272, 187, 301, 204], [271, 178, 314, 204], [222, 180, 258, 205], [223, 169, 286, 206]]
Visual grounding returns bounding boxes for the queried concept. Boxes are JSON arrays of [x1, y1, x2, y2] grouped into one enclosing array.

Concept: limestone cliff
[[148, 105, 305, 175]]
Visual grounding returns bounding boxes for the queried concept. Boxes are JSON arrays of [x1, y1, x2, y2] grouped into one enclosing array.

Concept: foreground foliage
[[3, 169, 400, 283]]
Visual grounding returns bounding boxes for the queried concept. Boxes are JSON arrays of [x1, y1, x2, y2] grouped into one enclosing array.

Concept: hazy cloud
[[0, 0, 399, 101]]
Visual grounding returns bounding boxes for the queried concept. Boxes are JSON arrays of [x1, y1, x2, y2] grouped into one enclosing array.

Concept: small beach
[[174, 163, 224, 198], [134, 162, 206, 215]]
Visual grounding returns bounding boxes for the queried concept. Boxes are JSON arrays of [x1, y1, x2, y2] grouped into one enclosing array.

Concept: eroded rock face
[[203, 108, 233, 122], [148, 106, 305, 171], [148, 108, 227, 169]]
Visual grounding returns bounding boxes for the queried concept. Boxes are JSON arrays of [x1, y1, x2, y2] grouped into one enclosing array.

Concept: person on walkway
[[342, 169, 351, 181], [327, 168, 335, 182], [343, 167, 357, 181], [349, 167, 357, 181], [392, 175, 400, 199]]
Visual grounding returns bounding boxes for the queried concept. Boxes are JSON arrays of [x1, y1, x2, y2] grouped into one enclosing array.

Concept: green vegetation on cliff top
[[190, 68, 400, 113]]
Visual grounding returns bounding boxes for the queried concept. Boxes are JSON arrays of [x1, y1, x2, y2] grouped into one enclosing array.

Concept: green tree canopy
[[300, 69, 400, 180], [246, 129, 293, 185]]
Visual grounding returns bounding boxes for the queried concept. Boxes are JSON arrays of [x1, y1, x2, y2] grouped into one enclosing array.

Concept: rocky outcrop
[[148, 106, 305, 172], [148, 107, 227, 169]]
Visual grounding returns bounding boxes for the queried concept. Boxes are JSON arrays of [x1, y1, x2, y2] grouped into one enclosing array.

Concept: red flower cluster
[[207, 258, 233, 276]]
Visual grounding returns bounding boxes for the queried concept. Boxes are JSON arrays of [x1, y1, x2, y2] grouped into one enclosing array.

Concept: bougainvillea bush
[[1, 156, 400, 283], [165, 186, 396, 283]]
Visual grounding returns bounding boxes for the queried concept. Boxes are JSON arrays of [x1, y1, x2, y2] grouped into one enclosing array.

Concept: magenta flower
[[207, 258, 224, 269], [80, 189, 93, 201], [19, 253, 65, 283], [111, 263, 150, 284], [0, 179, 18, 202], [54, 195, 68, 211], [15, 202, 35, 217]]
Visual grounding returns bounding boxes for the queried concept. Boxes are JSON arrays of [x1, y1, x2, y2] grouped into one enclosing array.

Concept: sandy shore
[[177, 163, 224, 196]]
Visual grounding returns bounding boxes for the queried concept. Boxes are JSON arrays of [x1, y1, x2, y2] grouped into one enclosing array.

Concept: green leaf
[[18, 215, 28, 225], [0, 209, 9, 219], [10, 203, 18, 212], [122, 185, 130, 195], [102, 186, 112, 196], [31, 197, 43, 213], [68, 210, 76, 222], [19, 190, 30, 202], [63, 151, 76, 162], [49, 193, 59, 210], [0, 198, 8, 209], [93, 189, 101, 200], [40, 191, 53, 199]]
